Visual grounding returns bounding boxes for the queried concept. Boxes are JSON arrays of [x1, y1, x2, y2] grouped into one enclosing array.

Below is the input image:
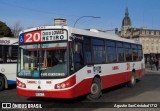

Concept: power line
[[0, 1, 80, 17]]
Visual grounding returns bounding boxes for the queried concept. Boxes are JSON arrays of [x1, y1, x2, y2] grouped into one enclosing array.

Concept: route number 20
[[24, 31, 41, 43]]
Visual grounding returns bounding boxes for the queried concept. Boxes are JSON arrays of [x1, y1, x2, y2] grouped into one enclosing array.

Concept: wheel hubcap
[[91, 83, 99, 94]]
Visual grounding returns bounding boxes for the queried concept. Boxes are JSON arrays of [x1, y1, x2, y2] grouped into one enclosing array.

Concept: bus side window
[[74, 41, 84, 71], [3, 46, 8, 63], [7, 45, 18, 63], [132, 44, 138, 61], [125, 43, 132, 61], [138, 45, 143, 61], [84, 38, 92, 64], [107, 40, 117, 63], [92, 38, 105, 64], [117, 41, 125, 62]]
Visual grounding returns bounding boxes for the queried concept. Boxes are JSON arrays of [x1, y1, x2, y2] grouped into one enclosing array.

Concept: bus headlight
[[54, 75, 76, 89], [17, 79, 26, 88], [61, 83, 66, 88], [56, 84, 61, 89]]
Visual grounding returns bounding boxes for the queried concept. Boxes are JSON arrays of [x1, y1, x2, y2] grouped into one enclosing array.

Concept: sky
[[1, 0, 160, 31]]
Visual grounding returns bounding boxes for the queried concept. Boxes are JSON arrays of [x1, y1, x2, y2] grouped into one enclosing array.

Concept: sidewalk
[[145, 64, 160, 74], [145, 69, 160, 74]]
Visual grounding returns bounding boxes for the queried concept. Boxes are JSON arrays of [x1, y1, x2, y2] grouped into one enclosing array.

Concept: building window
[[157, 40, 159, 44], [151, 47, 154, 50], [156, 47, 158, 50], [156, 31, 159, 35], [146, 46, 148, 50], [142, 30, 145, 35], [151, 31, 154, 35], [152, 39, 154, 44]]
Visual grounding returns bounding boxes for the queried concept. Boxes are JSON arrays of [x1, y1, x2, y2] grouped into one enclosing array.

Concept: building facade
[[120, 7, 160, 61]]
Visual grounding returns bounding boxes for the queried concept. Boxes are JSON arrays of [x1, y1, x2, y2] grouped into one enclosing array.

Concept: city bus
[[0, 37, 18, 91], [17, 26, 145, 100]]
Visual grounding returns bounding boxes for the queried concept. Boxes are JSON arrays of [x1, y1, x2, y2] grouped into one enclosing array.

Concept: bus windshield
[[17, 42, 68, 78]]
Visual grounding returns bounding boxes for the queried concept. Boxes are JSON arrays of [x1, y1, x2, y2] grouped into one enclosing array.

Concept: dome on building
[[122, 7, 131, 26]]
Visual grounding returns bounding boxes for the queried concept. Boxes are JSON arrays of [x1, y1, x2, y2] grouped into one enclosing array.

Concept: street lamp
[[73, 16, 101, 28]]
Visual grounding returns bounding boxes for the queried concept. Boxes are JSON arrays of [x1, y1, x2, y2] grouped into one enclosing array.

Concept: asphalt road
[[0, 70, 160, 111]]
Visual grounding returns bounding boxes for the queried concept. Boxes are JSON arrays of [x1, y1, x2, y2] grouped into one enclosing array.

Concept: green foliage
[[0, 21, 14, 37]]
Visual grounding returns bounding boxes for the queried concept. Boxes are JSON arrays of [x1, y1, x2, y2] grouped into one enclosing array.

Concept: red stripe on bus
[[17, 78, 92, 99], [17, 69, 144, 98]]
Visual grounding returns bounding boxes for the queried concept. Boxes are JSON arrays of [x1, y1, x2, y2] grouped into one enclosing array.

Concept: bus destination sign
[[19, 30, 67, 44]]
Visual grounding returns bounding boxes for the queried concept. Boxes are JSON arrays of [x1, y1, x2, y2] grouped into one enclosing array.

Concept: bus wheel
[[87, 78, 102, 101], [0, 76, 5, 91], [128, 72, 136, 87]]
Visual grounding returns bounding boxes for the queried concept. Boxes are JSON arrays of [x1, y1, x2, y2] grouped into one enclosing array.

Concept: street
[[0, 70, 160, 111]]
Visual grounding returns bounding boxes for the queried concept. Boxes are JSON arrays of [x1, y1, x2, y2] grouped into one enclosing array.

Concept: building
[[120, 7, 160, 61], [120, 7, 132, 38]]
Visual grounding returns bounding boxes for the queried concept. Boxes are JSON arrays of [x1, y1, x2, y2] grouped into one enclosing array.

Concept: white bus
[[0, 37, 18, 91], [17, 26, 145, 100]]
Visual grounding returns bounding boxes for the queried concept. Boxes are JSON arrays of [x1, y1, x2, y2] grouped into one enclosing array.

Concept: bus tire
[[128, 72, 136, 87], [87, 78, 102, 101], [0, 76, 5, 91]]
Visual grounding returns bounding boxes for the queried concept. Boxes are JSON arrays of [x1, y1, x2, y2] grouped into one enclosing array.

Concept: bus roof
[[0, 37, 18, 45], [70, 27, 141, 45], [19, 26, 141, 45]]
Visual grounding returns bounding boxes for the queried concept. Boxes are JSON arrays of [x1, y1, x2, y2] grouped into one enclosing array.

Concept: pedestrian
[[150, 59, 153, 70], [155, 58, 159, 71]]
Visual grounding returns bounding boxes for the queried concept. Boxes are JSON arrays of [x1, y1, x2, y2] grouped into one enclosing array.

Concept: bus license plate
[[36, 92, 44, 96]]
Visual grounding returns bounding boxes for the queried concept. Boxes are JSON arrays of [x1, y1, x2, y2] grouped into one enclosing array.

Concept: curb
[[145, 69, 160, 74]]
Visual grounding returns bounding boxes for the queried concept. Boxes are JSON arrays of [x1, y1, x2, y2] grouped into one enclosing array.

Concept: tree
[[11, 22, 23, 38], [0, 21, 14, 37]]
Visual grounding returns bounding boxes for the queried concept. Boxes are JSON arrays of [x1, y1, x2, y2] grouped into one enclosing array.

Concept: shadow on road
[[6, 84, 16, 90], [27, 95, 87, 103]]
